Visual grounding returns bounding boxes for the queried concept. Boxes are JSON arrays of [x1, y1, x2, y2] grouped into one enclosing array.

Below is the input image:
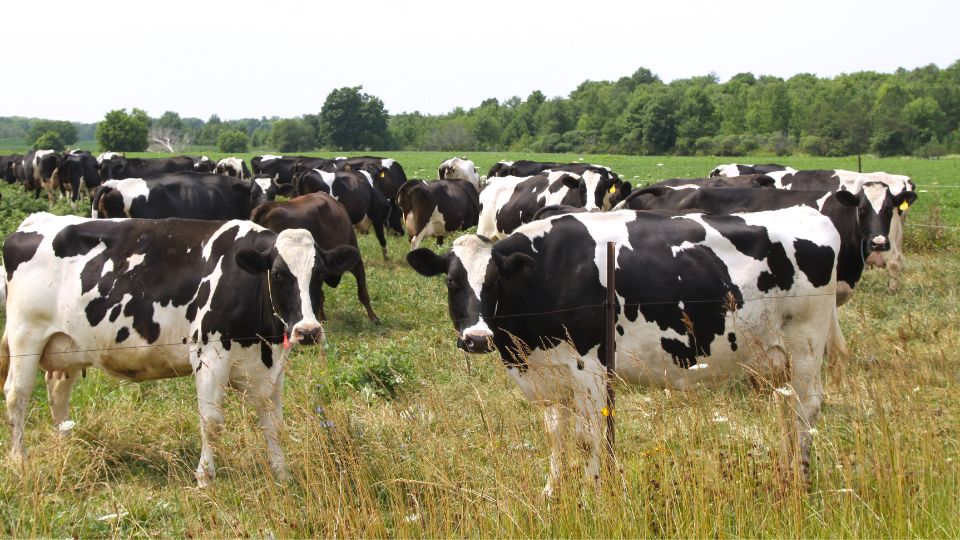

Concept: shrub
[[33, 131, 64, 151], [216, 130, 249, 153]]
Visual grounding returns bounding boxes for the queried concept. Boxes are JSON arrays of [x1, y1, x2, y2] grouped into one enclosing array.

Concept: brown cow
[[250, 192, 380, 323]]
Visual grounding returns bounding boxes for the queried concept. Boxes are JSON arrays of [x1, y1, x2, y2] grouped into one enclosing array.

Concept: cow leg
[[233, 364, 289, 483], [436, 236, 445, 247], [3, 334, 43, 464], [409, 230, 430, 251], [45, 368, 81, 435], [777, 351, 823, 485], [374, 221, 389, 261], [541, 403, 570, 498], [572, 364, 607, 488], [193, 349, 230, 487], [350, 261, 380, 324]]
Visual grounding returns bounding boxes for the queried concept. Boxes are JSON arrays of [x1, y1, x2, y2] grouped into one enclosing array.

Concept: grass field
[[0, 152, 958, 537]]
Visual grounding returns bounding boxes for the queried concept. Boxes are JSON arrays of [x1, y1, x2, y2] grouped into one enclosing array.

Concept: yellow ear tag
[[379, 171, 385, 178], [601, 407, 613, 417], [899, 201, 909, 211], [608, 185, 616, 194]]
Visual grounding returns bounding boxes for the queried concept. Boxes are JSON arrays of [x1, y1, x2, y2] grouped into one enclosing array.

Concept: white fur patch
[[274, 229, 321, 334], [255, 177, 272, 193], [260, 155, 282, 162], [862, 182, 889, 214]]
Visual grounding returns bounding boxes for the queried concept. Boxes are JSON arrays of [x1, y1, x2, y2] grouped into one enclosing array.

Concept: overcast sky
[[2, 0, 958, 123]]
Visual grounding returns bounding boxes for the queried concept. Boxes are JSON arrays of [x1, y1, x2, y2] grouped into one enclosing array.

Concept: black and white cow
[[21, 150, 61, 202], [1, 154, 22, 184], [252, 192, 380, 323], [336, 156, 408, 233], [765, 169, 917, 292], [646, 174, 776, 190], [51, 150, 101, 206], [438, 157, 481, 188], [96, 151, 123, 165], [214, 157, 251, 179], [193, 155, 216, 172], [293, 169, 392, 260], [396, 178, 480, 249], [99, 156, 196, 180], [709, 163, 797, 177], [408, 207, 844, 492], [619, 185, 916, 305], [477, 169, 620, 240], [91, 173, 282, 220], [251, 155, 318, 184], [1, 212, 360, 485]]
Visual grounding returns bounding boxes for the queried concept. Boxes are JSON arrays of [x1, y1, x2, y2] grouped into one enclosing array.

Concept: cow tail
[[825, 305, 848, 382]]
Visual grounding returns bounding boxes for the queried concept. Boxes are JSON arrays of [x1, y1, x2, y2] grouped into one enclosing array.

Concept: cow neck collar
[[257, 273, 285, 344]]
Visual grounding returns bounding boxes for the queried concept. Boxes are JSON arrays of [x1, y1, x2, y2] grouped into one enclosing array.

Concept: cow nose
[[870, 236, 890, 251], [457, 332, 494, 353], [293, 323, 323, 345]]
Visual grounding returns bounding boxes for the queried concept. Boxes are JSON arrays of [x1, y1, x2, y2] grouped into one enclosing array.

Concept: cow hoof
[[370, 315, 382, 325]]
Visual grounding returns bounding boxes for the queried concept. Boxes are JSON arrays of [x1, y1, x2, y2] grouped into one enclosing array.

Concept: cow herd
[[0, 151, 918, 493]]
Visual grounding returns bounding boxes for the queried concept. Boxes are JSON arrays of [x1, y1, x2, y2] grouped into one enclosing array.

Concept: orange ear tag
[[283, 332, 291, 349]]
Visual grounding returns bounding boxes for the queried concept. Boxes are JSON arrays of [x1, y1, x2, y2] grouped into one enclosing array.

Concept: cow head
[[407, 235, 536, 354], [249, 175, 293, 209], [438, 157, 480, 188], [486, 161, 514, 178], [236, 229, 360, 345], [215, 157, 243, 178], [194, 156, 216, 172], [556, 170, 614, 210], [835, 182, 917, 254], [99, 156, 126, 180], [1, 156, 20, 184]]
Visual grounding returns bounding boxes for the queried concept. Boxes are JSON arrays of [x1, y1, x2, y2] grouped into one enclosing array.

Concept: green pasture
[[0, 153, 957, 537]]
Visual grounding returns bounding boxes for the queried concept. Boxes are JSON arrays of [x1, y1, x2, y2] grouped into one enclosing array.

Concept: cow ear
[[236, 247, 273, 274], [438, 166, 446, 179], [896, 191, 918, 207], [561, 174, 582, 190], [497, 252, 536, 279], [407, 248, 448, 277], [320, 245, 360, 276], [834, 190, 859, 207]]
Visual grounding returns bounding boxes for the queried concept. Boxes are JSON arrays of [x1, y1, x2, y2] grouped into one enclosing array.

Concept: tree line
[[3, 60, 959, 157]]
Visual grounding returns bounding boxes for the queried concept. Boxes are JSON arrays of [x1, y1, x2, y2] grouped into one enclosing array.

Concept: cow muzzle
[[457, 331, 495, 354], [870, 235, 890, 252], [291, 321, 324, 345]]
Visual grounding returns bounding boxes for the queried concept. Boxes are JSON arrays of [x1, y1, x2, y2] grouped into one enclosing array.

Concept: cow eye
[[271, 270, 285, 281]]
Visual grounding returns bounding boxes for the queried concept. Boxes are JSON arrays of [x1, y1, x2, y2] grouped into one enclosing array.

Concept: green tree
[[33, 131, 65, 151], [26, 120, 77, 147], [270, 118, 316, 152], [156, 111, 183, 131], [319, 86, 390, 149], [903, 96, 946, 145], [96, 108, 150, 151], [217, 130, 249, 152]]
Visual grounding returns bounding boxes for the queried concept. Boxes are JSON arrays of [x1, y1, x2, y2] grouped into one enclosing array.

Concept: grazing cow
[[193, 155, 216, 172], [396, 178, 480, 249], [646, 174, 776, 190], [408, 207, 844, 492], [251, 155, 316, 184], [51, 150, 101, 206], [251, 192, 380, 323], [99, 156, 196, 180], [766, 169, 917, 292], [438, 157, 481, 189], [214, 157, 251, 179], [619, 185, 916, 305], [476, 170, 618, 240], [709, 163, 796, 177], [1, 154, 22, 184], [294, 169, 392, 260], [91, 173, 282, 220], [1, 212, 359, 486], [21, 150, 61, 202]]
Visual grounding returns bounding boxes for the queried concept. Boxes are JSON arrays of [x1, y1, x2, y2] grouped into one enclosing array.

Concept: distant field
[[0, 153, 957, 537]]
